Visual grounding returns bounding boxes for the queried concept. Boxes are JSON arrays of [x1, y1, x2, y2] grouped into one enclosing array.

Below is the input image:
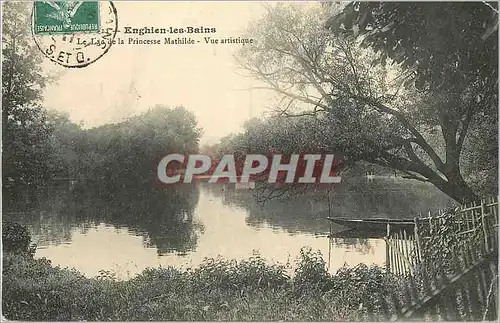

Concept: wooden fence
[[383, 196, 499, 321], [385, 226, 420, 276], [385, 196, 498, 276]]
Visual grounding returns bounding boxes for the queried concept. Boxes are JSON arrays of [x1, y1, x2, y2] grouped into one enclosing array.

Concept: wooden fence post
[[415, 217, 423, 263], [386, 223, 390, 273], [480, 199, 489, 252]]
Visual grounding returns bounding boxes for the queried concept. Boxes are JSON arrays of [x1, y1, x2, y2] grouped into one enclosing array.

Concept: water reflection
[[204, 184, 331, 235], [204, 178, 455, 235], [3, 183, 202, 255], [331, 238, 373, 253], [2, 178, 456, 279]]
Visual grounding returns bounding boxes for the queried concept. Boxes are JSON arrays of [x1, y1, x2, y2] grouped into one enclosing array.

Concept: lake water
[[4, 178, 455, 280]]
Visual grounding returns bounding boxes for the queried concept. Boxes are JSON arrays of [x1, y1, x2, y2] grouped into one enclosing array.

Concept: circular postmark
[[32, 1, 118, 68]]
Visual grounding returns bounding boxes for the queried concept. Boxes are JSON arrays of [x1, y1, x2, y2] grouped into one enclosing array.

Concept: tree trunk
[[431, 174, 479, 204]]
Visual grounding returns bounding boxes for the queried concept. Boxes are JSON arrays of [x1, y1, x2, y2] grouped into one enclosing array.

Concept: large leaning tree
[[237, 3, 498, 203]]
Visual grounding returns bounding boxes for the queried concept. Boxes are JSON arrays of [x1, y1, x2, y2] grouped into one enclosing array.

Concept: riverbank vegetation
[[3, 222, 395, 321]]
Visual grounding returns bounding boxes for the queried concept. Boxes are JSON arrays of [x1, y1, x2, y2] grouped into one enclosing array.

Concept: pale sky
[[42, 1, 276, 145]]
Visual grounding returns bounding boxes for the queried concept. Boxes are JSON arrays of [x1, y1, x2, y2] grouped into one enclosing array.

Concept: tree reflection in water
[[3, 177, 455, 259], [203, 177, 455, 238], [330, 237, 373, 254], [3, 183, 202, 255]]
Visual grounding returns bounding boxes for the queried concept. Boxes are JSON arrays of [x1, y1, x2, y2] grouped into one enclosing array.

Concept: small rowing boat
[[327, 217, 415, 234]]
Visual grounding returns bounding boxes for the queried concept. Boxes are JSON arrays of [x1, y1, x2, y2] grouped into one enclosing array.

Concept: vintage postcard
[[2, 1, 498, 321]]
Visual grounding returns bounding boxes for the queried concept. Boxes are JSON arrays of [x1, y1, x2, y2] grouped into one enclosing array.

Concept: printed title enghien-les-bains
[[124, 26, 217, 35]]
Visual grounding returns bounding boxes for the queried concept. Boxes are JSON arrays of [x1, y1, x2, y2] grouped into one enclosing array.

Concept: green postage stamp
[[31, 1, 118, 68], [33, 1, 100, 35]]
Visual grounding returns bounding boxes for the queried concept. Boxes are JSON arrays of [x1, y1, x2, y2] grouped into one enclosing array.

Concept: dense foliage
[[69, 105, 200, 190], [327, 2, 498, 93], [2, 221, 36, 256]]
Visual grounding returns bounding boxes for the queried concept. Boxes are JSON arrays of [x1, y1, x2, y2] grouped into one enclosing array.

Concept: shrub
[[328, 263, 392, 320], [293, 247, 334, 294], [2, 221, 35, 256]]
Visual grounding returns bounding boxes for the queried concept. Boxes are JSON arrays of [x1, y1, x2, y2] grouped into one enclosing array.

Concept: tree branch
[[359, 97, 445, 170]]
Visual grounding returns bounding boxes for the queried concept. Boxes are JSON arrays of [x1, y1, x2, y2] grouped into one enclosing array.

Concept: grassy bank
[[2, 222, 396, 321]]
